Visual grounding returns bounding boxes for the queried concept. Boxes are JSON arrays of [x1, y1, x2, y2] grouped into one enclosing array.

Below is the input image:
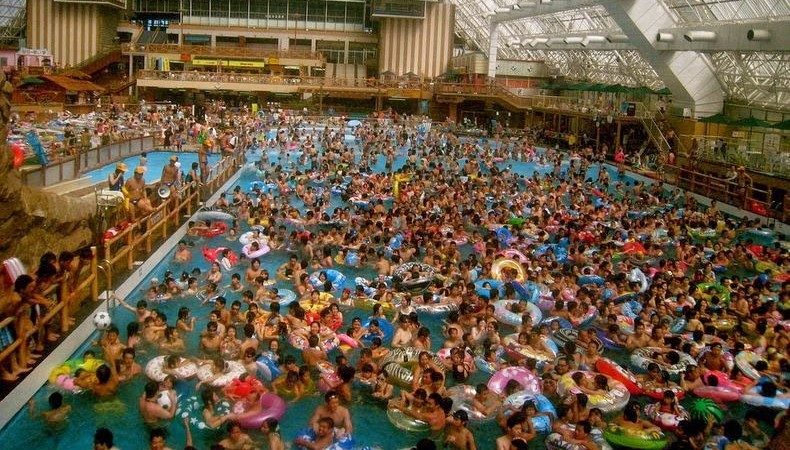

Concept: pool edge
[[0, 162, 245, 432]]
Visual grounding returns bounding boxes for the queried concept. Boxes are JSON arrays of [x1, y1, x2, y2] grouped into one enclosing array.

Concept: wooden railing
[[0, 247, 99, 370], [102, 153, 241, 283], [663, 163, 784, 219], [122, 43, 325, 62]]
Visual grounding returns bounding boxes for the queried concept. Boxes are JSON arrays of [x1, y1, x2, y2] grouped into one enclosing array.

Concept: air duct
[[582, 35, 606, 46], [656, 32, 674, 42], [683, 31, 716, 42], [606, 34, 629, 43], [747, 29, 771, 41]]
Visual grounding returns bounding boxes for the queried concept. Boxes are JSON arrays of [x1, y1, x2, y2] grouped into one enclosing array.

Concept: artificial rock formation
[[0, 71, 95, 269]]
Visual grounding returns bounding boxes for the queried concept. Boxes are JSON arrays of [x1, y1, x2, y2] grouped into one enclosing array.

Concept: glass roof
[[662, 0, 790, 24], [448, 0, 790, 108], [0, 0, 25, 47]]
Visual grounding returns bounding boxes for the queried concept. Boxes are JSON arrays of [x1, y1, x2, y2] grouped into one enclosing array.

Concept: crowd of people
[[3, 105, 789, 450]]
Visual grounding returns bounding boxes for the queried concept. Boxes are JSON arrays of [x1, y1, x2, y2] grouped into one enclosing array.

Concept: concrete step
[[41, 176, 95, 195]]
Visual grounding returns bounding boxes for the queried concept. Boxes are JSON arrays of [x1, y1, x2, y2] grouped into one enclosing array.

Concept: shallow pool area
[[0, 127, 783, 450], [82, 151, 221, 184]]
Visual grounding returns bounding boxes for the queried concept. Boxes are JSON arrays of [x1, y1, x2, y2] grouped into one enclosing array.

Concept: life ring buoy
[[603, 423, 667, 450], [144, 355, 198, 382], [551, 329, 602, 353], [360, 318, 394, 346], [309, 269, 347, 292], [630, 347, 695, 379], [197, 221, 228, 238], [233, 392, 286, 429], [238, 228, 267, 246], [487, 366, 540, 395], [595, 357, 642, 395], [386, 408, 429, 432], [493, 299, 543, 327], [393, 262, 436, 294], [195, 360, 246, 387], [379, 347, 445, 387], [734, 351, 765, 380], [502, 392, 556, 433], [255, 352, 281, 382], [491, 258, 526, 283], [740, 386, 790, 410], [558, 371, 630, 413], [692, 386, 741, 403], [445, 384, 499, 422], [242, 242, 270, 259], [202, 245, 239, 265]]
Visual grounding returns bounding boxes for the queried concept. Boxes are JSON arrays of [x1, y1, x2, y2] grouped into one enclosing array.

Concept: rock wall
[[0, 72, 95, 269]]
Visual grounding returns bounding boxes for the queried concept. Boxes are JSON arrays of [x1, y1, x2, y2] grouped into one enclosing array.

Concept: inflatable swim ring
[[446, 384, 499, 422], [734, 350, 765, 380], [487, 366, 540, 395], [393, 262, 436, 294], [144, 355, 198, 382], [386, 408, 429, 433], [491, 258, 526, 283], [196, 360, 246, 387], [595, 357, 642, 395], [502, 392, 556, 432], [603, 423, 667, 450], [630, 347, 695, 379], [309, 269, 347, 292], [493, 299, 543, 327], [557, 371, 630, 413]]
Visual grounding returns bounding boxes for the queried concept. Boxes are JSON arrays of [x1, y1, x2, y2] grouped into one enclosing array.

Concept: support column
[[487, 22, 499, 79], [448, 103, 458, 123], [616, 121, 622, 150], [344, 40, 350, 65], [210, 35, 216, 47], [596, 125, 601, 152]]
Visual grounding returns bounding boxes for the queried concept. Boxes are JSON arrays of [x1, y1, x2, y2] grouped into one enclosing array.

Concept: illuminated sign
[[191, 59, 265, 68]]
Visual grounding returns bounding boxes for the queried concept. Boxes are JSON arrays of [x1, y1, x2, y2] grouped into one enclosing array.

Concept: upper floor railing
[[122, 43, 325, 62]]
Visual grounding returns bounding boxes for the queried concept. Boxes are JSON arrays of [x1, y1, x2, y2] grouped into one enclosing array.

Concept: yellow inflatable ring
[[491, 258, 526, 283]]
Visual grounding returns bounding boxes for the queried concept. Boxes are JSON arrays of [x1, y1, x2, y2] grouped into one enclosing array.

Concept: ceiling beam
[[654, 20, 790, 52], [491, 0, 601, 24]]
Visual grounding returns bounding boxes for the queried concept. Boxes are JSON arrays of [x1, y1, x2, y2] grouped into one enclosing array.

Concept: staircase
[[77, 48, 124, 77], [640, 114, 686, 156]]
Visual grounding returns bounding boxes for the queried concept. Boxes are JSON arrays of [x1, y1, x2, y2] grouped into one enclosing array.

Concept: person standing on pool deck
[[198, 139, 209, 183], [160, 155, 179, 194], [108, 163, 126, 191], [309, 390, 353, 437], [123, 166, 147, 220]]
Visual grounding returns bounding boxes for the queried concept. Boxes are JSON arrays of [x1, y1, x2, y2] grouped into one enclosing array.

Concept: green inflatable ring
[[696, 283, 731, 304], [603, 423, 667, 450]]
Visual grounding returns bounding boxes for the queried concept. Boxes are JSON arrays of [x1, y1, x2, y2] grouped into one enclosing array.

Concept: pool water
[[0, 132, 777, 450], [82, 151, 221, 185]]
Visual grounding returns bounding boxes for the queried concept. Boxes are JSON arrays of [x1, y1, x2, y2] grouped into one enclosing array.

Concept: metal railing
[[20, 136, 155, 188], [122, 43, 325, 62], [683, 134, 789, 177], [664, 162, 787, 221]]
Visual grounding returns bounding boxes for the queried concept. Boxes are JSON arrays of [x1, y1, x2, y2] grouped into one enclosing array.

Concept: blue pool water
[[82, 151, 221, 184], [2, 133, 769, 450]]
